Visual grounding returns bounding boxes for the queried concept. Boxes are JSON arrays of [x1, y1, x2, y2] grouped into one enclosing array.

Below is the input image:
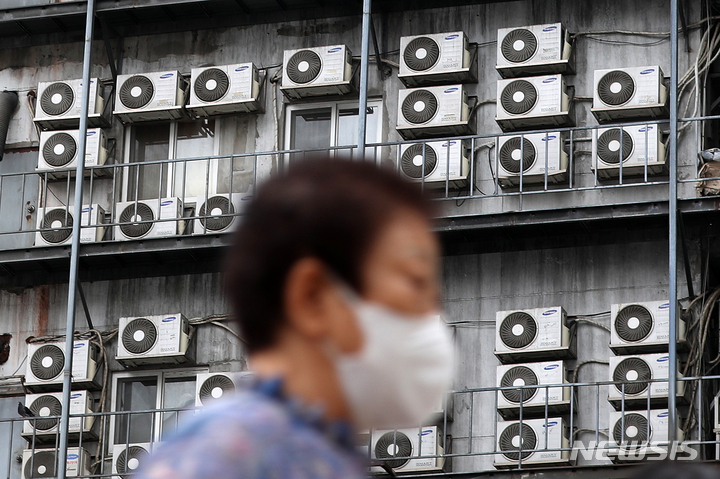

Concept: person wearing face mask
[[137, 157, 454, 479]]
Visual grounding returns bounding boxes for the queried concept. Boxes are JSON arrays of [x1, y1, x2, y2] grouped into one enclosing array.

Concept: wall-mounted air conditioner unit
[[399, 140, 469, 188], [188, 63, 262, 116], [114, 71, 185, 123], [496, 132, 568, 187], [607, 410, 684, 462], [608, 353, 686, 409], [22, 390, 95, 441], [114, 198, 185, 241], [496, 23, 573, 78], [494, 418, 572, 468], [113, 443, 154, 478], [370, 426, 445, 474], [281, 45, 354, 99], [610, 300, 686, 354], [496, 360, 570, 419], [25, 340, 100, 392], [22, 447, 90, 479], [193, 193, 252, 235], [35, 204, 106, 247], [37, 129, 107, 179], [496, 75, 572, 131], [116, 313, 192, 367], [195, 372, 254, 407], [591, 125, 666, 179], [592, 66, 668, 122], [34, 78, 105, 129], [399, 31, 477, 87], [495, 307, 574, 363], [396, 84, 474, 140]]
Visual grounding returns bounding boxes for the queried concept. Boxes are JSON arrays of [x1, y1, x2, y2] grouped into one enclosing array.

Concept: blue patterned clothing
[[136, 378, 367, 479]]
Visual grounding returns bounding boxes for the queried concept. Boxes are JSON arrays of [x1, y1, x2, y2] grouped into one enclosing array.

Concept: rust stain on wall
[[36, 285, 49, 337]]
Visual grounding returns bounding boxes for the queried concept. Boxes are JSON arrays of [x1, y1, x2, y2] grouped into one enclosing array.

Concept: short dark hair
[[224, 157, 434, 353]]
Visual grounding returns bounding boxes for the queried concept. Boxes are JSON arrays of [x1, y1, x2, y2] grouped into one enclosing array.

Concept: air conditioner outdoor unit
[[496, 75, 571, 131], [22, 390, 95, 441], [193, 193, 252, 235], [396, 84, 474, 140], [281, 45, 354, 99], [494, 418, 571, 468], [195, 371, 254, 407], [116, 313, 192, 367], [37, 128, 107, 179], [114, 198, 185, 241], [608, 353, 686, 409], [496, 23, 573, 78], [610, 300, 686, 354], [188, 63, 262, 116], [35, 204, 106, 247], [607, 410, 685, 462], [25, 340, 100, 392], [591, 125, 666, 179], [113, 443, 154, 478], [398, 31, 476, 87], [495, 307, 574, 363], [399, 140, 469, 188], [34, 78, 105, 129], [496, 360, 570, 419], [114, 71, 185, 123], [592, 66, 668, 122], [22, 447, 90, 479], [496, 132, 568, 187], [370, 426, 445, 474]]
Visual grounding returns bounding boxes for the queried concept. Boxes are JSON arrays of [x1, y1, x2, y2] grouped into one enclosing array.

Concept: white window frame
[[108, 366, 208, 449], [283, 99, 384, 155], [121, 120, 222, 204]]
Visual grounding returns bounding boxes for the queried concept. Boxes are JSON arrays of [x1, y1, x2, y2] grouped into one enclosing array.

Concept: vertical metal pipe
[[356, 0, 371, 158], [57, 1, 95, 477], [668, 0, 679, 442]]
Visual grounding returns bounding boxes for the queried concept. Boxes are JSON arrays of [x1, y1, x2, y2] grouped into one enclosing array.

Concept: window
[[111, 368, 203, 446], [285, 100, 383, 161]]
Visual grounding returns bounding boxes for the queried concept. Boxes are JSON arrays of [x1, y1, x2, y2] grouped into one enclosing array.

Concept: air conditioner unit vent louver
[[592, 66, 668, 122], [194, 68, 229, 101], [495, 307, 575, 363], [501, 29, 538, 64], [496, 23, 574, 78], [112, 443, 153, 479], [31, 345, 65, 380], [401, 90, 438, 124], [404, 37, 440, 71], [499, 137, 535, 173]]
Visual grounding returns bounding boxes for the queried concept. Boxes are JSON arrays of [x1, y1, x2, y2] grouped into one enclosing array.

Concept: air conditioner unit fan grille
[[119, 203, 155, 238], [40, 209, 74, 244], [500, 80, 538, 115], [500, 366, 539, 403], [401, 144, 438, 179], [375, 431, 413, 469], [286, 50, 322, 84], [121, 318, 158, 354], [499, 137, 536, 174], [499, 312, 538, 349], [30, 345, 65, 381], [119, 76, 155, 109], [401, 90, 438, 124], [116, 446, 149, 477], [24, 450, 57, 479], [199, 375, 236, 405], [499, 422, 537, 461], [194, 68, 230, 103], [40, 82, 74, 116], [597, 129, 634, 165], [613, 357, 652, 395], [501, 29, 538, 64], [613, 413, 650, 445], [42, 133, 78, 167], [597, 70, 635, 106], [28, 395, 63, 430], [199, 196, 235, 232], [614, 305, 653, 342], [404, 37, 441, 72]]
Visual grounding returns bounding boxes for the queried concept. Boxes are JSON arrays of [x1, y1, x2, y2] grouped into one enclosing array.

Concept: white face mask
[[330, 290, 455, 430]]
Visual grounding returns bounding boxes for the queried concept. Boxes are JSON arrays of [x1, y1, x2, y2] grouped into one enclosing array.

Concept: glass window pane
[[337, 106, 379, 160], [115, 377, 157, 444], [161, 376, 197, 439], [290, 108, 331, 162], [128, 124, 170, 201], [173, 120, 216, 198]]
